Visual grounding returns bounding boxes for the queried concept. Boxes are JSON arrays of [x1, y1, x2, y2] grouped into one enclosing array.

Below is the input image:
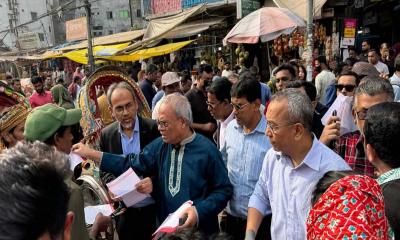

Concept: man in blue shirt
[[139, 64, 159, 107], [221, 78, 272, 240], [99, 81, 159, 240], [245, 89, 350, 240]]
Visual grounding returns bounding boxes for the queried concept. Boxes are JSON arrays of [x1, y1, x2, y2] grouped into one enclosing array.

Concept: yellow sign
[[344, 28, 356, 38]]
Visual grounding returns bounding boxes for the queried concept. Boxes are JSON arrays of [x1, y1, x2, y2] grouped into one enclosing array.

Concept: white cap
[[161, 72, 180, 86]]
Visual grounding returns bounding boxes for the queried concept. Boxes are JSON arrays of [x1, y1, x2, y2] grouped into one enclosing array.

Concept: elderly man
[[320, 78, 394, 177], [364, 102, 400, 238], [73, 94, 233, 236], [99, 81, 159, 240], [245, 89, 350, 240], [0, 142, 73, 239], [220, 78, 272, 240]]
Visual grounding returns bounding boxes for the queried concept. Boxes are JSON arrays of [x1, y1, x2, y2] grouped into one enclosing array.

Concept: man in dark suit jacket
[[99, 81, 160, 240]]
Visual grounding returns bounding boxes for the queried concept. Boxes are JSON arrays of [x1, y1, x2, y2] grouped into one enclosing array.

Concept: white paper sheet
[[84, 204, 114, 225], [153, 200, 193, 238], [69, 152, 83, 171], [106, 168, 149, 207], [321, 94, 358, 136]]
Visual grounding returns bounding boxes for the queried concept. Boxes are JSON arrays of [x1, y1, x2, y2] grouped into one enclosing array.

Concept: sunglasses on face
[[335, 84, 356, 92], [231, 102, 250, 111]]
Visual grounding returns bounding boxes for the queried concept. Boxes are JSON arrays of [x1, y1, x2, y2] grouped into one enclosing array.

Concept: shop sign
[[344, 18, 356, 38], [18, 32, 41, 50], [182, 0, 221, 9], [66, 17, 87, 41], [237, 0, 260, 19], [342, 38, 355, 46], [152, 0, 181, 15]]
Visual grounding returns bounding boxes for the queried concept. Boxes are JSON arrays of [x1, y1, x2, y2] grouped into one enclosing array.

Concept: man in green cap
[[24, 103, 110, 239]]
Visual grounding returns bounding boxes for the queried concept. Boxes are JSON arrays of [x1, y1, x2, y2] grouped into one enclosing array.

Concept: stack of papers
[[152, 200, 193, 239], [106, 168, 149, 207], [84, 204, 114, 224]]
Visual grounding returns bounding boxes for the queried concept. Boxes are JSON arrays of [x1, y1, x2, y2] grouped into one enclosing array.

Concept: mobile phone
[[332, 110, 337, 117]]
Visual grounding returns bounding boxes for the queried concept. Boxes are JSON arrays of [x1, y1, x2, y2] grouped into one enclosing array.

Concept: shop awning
[[103, 40, 194, 62], [267, 0, 327, 20], [57, 29, 145, 51], [164, 18, 225, 39], [62, 42, 130, 64], [119, 4, 206, 54]]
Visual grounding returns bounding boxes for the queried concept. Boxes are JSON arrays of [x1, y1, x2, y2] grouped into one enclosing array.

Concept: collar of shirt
[[173, 131, 196, 149], [276, 135, 322, 171], [233, 114, 266, 135], [377, 167, 400, 185], [118, 115, 140, 139], [219, 111, 235, 128]]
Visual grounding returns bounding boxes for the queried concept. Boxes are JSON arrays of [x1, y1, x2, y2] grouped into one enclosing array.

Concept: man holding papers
[[73, 94, 233, 236]]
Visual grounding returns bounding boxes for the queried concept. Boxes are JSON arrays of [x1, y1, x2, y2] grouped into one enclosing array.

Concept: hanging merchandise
[[234, 44, 249, 67]]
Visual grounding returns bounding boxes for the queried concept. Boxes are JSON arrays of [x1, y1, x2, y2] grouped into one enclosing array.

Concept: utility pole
[[84, 0, 95, 73], [306, 0, 314, 82], [128, 0, 133, 28]]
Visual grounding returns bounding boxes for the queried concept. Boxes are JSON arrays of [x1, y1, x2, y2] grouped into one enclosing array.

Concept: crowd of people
[[0, 40, 400, 240]]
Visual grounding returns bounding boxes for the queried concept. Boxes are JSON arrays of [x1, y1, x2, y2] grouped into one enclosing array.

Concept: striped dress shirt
[[220, 115, 272, 218]]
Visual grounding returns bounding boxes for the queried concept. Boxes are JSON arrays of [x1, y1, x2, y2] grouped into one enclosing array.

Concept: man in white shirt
[[222, 61, 234, 78], [368, 49, 389, 76], [245, 89, 350, 240], [315, 55, 336, 103], [206, 77, 234, 149]]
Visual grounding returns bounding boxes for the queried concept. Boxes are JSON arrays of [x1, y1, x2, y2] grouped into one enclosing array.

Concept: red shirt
[[334, 130, 375, 177], [29, 91, 53, 108]]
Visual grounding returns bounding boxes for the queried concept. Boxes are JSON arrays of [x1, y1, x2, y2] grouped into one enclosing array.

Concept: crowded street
[[0, 0, 400, 239]]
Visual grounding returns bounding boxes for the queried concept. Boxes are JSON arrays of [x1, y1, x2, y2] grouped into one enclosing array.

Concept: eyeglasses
[[266, 120, 297, 134], [335, 84, 356, 92], [114, 102, 135, 115], [355, 108, 368, 120], [206, 101, 222, 110], [157, 120, 170, 129], [231, 102, 250, 111]]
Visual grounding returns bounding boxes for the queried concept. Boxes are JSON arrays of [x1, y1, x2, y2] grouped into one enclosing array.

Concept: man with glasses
[[99, 81, 160, 240], [335, 70, 359, 97], [206, 77, 234, 149], [220, 78, 272, 240], [320, 78, 394, 177], [245, 89, 349, 240], [73, 94, 232, 236]]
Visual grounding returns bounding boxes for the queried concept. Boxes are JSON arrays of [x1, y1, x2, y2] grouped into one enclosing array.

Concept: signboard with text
[[152, 0, 181, 15], [237, 0, 260, 19], [18, 32, 41, 50], [344, 19, 356, 38], [66, 17, 87, 41]]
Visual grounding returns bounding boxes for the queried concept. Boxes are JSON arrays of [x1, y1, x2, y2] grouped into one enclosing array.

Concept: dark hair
[[345, 57, 358, 67], [57, 78, 64, 84], [12, 78, 20, 84], [338, 70, 360, 86], [362, 39, 370, 45], [270, 55, 279, 66], [316, 55, 327, 65], [5, 75, 13, 80], [364, 102, 400, 168], [312, 171, 357, 206], [199, 64, 213, 75], [298, 65, 307, 80], [207, 77, 232, 103], [0, 142, 69, 239], [286, 80, 317, 101], [161, 228, 205, 240], [368, 49, 379, 56], [73, 76, 81, 83], [273, 63, 296, 80], [145, 63, 159, 74], [231, 77, 261, 102], [394, 55, 400, 72], [43, 125, 70, 146], [31, 76, 44, 84]]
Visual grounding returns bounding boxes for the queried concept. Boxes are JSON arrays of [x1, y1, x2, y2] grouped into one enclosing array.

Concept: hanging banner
[[66, 17, 88, 41], [18, 32, 41, 50], [344, 19, 356, 38], [151, 0, 181, 15]]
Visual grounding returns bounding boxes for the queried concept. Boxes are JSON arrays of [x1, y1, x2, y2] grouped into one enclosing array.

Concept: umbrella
[[223, 7, 306, 45]]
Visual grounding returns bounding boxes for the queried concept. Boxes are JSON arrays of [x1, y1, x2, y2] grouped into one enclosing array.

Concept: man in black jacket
[[99, 81, 160, 240]]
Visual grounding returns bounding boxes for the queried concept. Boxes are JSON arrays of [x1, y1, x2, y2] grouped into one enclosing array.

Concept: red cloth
[[68, 82, 77, 99], [307, 175, 389, 240], [29, 91, 53, 108], [334, 131, 375, 177]]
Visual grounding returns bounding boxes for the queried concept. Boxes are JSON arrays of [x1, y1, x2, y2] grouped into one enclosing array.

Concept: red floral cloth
[[307, 175, 389, 240]]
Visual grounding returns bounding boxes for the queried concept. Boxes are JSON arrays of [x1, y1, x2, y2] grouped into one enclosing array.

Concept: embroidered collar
[[377, 167, 400, 185]]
